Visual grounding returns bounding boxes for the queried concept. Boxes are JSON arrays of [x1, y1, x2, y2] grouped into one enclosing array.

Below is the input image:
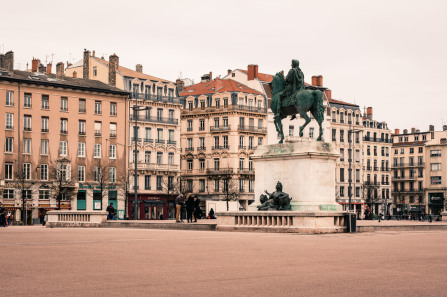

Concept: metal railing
[[94, 130, 102, 136], [131, 162, 180, 171], [210, 125, 231, 132], [237, 126, 267, 133], [130, 115, 178, 125], [131, 93, 182, 104], [392, 162, 424, 168], [206, 169, 234, 175], [212, 146, 229, 150]]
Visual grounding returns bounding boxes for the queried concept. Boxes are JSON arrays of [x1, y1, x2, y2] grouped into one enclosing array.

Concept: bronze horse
[[270, 72, 325, 143]]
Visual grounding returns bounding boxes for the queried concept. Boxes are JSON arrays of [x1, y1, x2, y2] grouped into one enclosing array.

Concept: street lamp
[[132, 104, 149, 220], [348, 122, 362, 232]]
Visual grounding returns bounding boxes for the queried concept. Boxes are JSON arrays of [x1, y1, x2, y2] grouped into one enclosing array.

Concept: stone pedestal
[[250, 140, 341, 212]]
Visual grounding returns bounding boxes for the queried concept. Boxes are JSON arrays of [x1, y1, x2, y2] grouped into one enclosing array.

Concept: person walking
[[193, 196, 201, 222], [175, 194, 183, 222], [186, 194, 195, 223]]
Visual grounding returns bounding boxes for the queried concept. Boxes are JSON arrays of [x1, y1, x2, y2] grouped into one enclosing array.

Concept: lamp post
[[132, 105, 149, 220], [348, 122, 362, 232]]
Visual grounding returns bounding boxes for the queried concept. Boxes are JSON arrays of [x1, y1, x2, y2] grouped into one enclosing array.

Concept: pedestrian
[[106, 203, 115, 220], [40, 212, 46, 226], [193, 196, 201, 222], [175, 194, 183, 222], [0, 205, 6, 227], [208, 208, 216, 219], [186, 194, 195, 223], [6, 211, 11, 226], [429, 215, 432, 223]]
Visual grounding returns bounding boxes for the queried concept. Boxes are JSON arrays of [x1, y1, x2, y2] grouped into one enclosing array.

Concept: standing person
[[175, 194, 183, 222], [106, 203, 115, 220], [0, 205, 6, 227], [193, 196, 201, 222], [186, 194, 194, 223], [208, 208, 216, 219], [6, 211, 11, 226]]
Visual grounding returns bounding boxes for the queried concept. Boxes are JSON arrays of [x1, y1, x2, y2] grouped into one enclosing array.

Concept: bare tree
[[48, 158, 77, 210], [116, 170, 132, 219], [88, 158, 115, 207], [161, 175, 184, 197], [223, 175, 244, 211], [14, 160, 33, 224]]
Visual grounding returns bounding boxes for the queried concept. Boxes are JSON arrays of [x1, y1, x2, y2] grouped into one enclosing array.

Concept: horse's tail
[[313, 90, 324, 123]]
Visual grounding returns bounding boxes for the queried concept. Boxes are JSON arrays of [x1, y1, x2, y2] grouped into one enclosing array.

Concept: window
[[214, 136, 219, 148], [78, 166, 85, 182], [249, 137, 254, 149], [430, 150, 441, 157], [78, 120, 86, 135], [224, 97, 229, 106], [249, 180, 254, 192], [418, 156, 424, 165], [157, 108, 163, 120], [156, 176, 163, 190], [431, 176, 442, 185], [157, 128, 163, 141], [5, 137, 13, 152], [223, 117, 229, 128], [200, 100, 205, 109], [94, 167, 101, 182], [157, 152, 163, 164], [77, 142, 85, 157], [168, 152, 174, 165], [168, 110, 174, 121], [3, 189, 14, 200], [355, 150, 360, 162], [23, 163, 31, 180], [42, 95, 49, 109], [187, 159, 193, 170], [355, 169, 360, 183], [39, 189, 50, 200], [24, 115, 32, 131], [60, 141, 67, 156], [410, 148, 414, 154], [340, 168, 345, 182], [5, 163, 13, 180], [41, 117, 49, 132], [418, 147, 423, 153], [6, 113, 13, 129], [109, 167, 116, 183], [340, 130, 344, 142], [6, 91, 14, 106], [144, 151, 151, 164], [110, 123, 117, 137], [167, 175, 174, 191], [249, 159, 253, 171], [214, 117, 219, 128], [187, 180, 193, 192], [258, 137, 263, 146], [188, 101, 193, 110], [60, 97, 68, 111], [239, 117, 245, 128], [94, 143, 101, 158], [431, 163, 441, 171], [93, 66, 97, 76], [145, 175, 151, 190], [109, 145, 116, 159], [223, 135, 228, 148], [41, 140, 48, 155], [60, 118, 68, 134], [214, 179, 219, 192], [199, 159, 205, 170], [309, 127, 314, 138], [215, 98, 220, 108], [168, 130, 174, 143], [289, 125, 294, 136], [145, 127, 151, 141], [95, 101, 102, 114], [94, 121, 102, 136], [199, 180, 205, 192], [39, 164, 48, 180], [239, 179, 244, 192], [340, 148, 344, 161], [239, 136, 244, 148], [79, 98, 86, 113], [187, 119, 193, 131], [23, 138, 31, 154], [110, 102, 117, 116], [199, 119, 205, 131], [214, 158, 220, 170], [340, 186, 345, 197], [239, 158, 244, 170]]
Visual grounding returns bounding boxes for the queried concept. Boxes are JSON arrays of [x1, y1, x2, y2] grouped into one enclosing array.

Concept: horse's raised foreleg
[[299, 111, 311, 137]]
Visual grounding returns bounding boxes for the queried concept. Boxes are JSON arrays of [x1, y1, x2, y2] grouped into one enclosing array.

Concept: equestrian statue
[[271, 59, 325, 143]]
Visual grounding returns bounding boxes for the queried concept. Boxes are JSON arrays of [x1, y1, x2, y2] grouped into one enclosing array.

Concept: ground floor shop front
[[127, 194, 176, 220]]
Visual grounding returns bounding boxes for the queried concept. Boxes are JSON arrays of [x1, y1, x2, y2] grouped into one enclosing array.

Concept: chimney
[[316, 75, 323, 87], [83, 49, 90, 79], [411, 127, 416, 134], [429, 125, 435, 131], [46, 63, 52, 74], [254, 65, 258, 79], [176, 78, 185, 93], [209, 71, 212, 80], [394, 128, 400, 135], [108, 54, 119, 86], [311, 76, 318, 86], [136, 64, 143, 73], [443, 125, 447, 131], [66, 61, 72, 69], [403, 129, 408, 134], [38, 64, 46, 73], [324, 89, 332, 100], [56, 62, 65, 77], [4, 51, 14, 71], [73, 71, 77, 78], [227, 69, 232, 75], [366, 107, 373, 120], [247, 64, 255, 81], [92, 50, 96, 57], [32, 58, 40, 72], [0, 54, 4, 68]]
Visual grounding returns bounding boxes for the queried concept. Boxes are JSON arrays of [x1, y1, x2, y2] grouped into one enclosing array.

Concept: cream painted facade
[[180, 91, 267, 209], [66, 51, 181, 219], [0, 71, 128, 224]]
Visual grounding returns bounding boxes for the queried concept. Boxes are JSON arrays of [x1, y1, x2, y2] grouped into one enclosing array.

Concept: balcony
[[206, 168, 234, 175], [131, 93, 182, 104], [392, 189, 424, 193], [131, 162, 180, 172], [131, 137, 141, 142], [94, 130, 102, 137], [144, 138, 153, 143], [110, 131, 117, 138], [41, 128, 49, 133], [212, 146, 229, 150], [231, 105, 268, 113], [380, 167, 390, 172], [210, 125, 231, 132], [237, 126, 267, 133], [364, 181, 381, 186], [24, 127, 32, 131], [363, 136, 391, 143], [167, 140, 176, 145], [79, 131, 86, 136], [391, 162, 424, 168], [247, 146, 257, 150], [392, 176, 417, 181], [197, 146, 206, 151], [237, 169, 254, 175], [155, 139, 165, 144], [373, 166, 379, 171], [130, 115, 178, 125], [185, 147, 194, 152], [60, 130, 68, 134], [238, 145, 246, 149]]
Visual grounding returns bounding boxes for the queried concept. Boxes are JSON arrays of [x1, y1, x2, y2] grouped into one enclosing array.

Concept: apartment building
[[179, 76, 267, 209], [66, 50, 181, 219], [0, 53, 129, 224], [391, 125, 447, 216], [362, 107, 392, 215]]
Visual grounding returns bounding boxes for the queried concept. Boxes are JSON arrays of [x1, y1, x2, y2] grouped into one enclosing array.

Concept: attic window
[[188, 90, 194, 93], [205, 84, 210, 87], [0, 71, 11, 76], [232, 73, 235, 77], [210, 87, 215, 90], [29, 75, 41, 80]]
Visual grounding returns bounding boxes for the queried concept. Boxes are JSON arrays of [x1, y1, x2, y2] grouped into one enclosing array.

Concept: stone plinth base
[[46, 210, 107, 227], [250, 140, 342, 212], [442, 212, 447, 221], [216, 211, 347, 234]]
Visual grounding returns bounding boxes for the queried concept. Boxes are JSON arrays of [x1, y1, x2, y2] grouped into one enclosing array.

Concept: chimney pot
[[324, 89, 332, 100], [411, 127, 416, 133], [443, 125, 447, 131], [247, 64, 255, 81], [209, 71, 212, 80], [38, 64, 46, 73], [136, 64, 143, 73], [46, 63, 52, 74], [316, 75, 323, 86], [394, 128, 400, 135], [227, 69, 232, 75], [56, 62, 65, 77], [92, 50, 95, 57], [4, 51, 14, 71], [73, 71, 77, 78], [311, 76, 318, 86], [429, 125, 435, 131], [403, 129, 408, 134], [32, 58, 40, 72]]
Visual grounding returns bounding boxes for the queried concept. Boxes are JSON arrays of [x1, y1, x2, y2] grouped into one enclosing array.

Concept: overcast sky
[[2, 0, 446, 131]]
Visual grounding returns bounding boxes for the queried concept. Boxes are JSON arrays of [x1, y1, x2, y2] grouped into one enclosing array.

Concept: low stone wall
[[46, 210, 107, 228], [216, 211, 347, 234]]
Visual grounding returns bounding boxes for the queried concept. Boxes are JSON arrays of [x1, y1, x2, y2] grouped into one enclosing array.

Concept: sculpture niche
[[271, 59, 325, 143], [257, 181, 292, 211]]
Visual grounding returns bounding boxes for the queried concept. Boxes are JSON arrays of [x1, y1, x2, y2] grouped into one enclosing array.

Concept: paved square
[[1, 227, 446, 297]]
